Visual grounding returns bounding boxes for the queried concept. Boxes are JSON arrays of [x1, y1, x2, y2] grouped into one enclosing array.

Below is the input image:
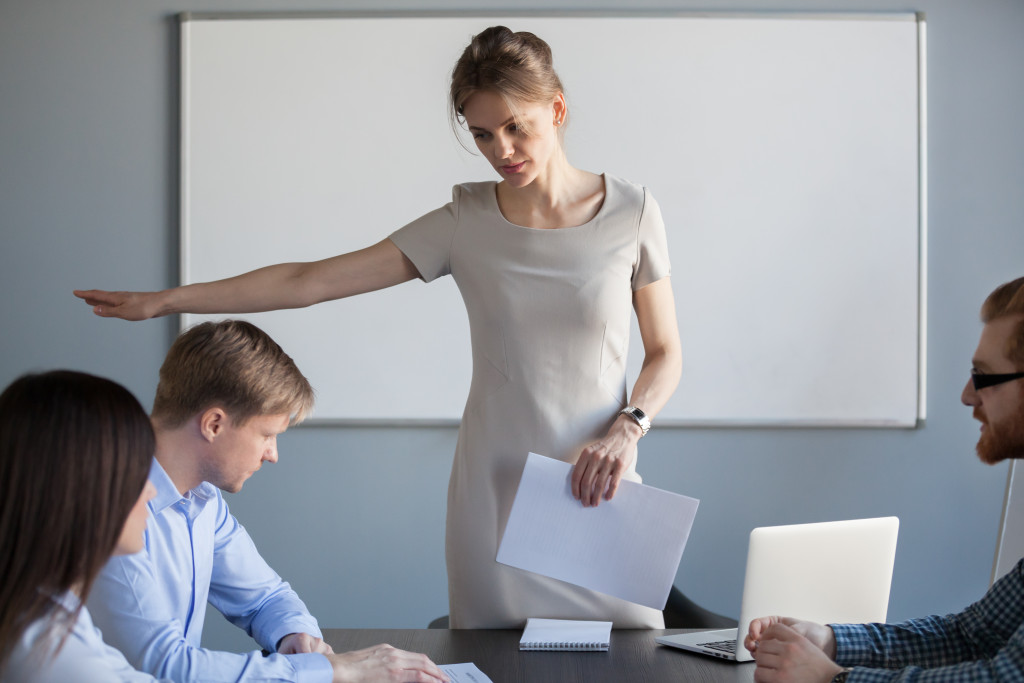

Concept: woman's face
[[114, 479, 156, 555], [462, 90, 565, 188]]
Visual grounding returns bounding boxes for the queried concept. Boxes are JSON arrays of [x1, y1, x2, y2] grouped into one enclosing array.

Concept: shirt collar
[[149, 459, 217, 515]]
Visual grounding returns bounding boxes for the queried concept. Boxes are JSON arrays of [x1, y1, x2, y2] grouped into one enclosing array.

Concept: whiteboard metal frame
[[916, 13, 929, 424], [180, 10, 921, 22]]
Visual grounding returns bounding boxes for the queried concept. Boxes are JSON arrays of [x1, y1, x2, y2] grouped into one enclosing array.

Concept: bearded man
[[743, 276, 1024, 683]]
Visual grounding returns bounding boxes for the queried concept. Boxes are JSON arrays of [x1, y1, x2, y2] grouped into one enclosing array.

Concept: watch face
[[620, 407, 650, 435]]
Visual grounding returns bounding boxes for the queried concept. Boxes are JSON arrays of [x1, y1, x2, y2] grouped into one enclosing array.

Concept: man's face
[[962, 314, 1024, 464], [204, 412, 291, 493]]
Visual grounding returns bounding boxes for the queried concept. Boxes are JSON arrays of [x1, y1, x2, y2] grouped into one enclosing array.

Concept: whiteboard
[[180, 12, 926, 425], [993, 461, 1024, 584]]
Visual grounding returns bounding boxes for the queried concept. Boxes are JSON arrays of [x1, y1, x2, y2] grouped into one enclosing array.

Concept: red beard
[[975, 392, 1024, 464]]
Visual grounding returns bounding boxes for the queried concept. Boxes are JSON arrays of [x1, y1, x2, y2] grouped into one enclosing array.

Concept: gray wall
[[2, 0, 1023, 653]]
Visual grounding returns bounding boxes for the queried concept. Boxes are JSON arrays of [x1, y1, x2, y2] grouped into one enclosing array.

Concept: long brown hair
[[0, 370, 154, 669]]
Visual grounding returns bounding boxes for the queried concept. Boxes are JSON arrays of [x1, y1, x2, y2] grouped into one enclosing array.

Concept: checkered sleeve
[[828, 559, 1024, 682]]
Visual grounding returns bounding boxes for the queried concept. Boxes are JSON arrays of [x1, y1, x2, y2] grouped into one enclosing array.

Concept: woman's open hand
[[73, 289, 164, 321]]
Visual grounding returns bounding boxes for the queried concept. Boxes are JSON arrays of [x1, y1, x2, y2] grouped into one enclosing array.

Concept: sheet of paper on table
[[441, 662, 494, 682], [496, 452, 699, 610]]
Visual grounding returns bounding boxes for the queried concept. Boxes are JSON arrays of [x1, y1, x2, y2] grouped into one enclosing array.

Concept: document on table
[[496, 452, 699, 610], [441, 663, 493, 682]]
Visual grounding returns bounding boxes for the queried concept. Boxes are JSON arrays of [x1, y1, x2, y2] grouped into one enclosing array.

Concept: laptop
[[656, 516, 899, 663]]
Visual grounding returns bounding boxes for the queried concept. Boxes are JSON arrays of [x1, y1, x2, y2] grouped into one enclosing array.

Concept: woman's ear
[[553, 92, 567, 126]]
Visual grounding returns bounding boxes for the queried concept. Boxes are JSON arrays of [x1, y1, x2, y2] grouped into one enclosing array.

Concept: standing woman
[[0, 370, 164, 682], [75, 26, 682, 629]]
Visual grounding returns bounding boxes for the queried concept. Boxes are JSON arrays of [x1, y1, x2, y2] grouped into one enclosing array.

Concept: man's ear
[[198, 407, 229, 443]]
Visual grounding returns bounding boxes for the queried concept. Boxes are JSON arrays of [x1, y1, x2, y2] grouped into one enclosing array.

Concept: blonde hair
[[152, 320, 314, 428], [450, 25, 565, 137], [981, 276, 1024, 368]]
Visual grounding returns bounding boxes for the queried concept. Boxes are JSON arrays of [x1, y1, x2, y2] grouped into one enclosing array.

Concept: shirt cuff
[[290, 652, 333, 683], [269, 622, 324, 653], [830, 623, 869, 667]]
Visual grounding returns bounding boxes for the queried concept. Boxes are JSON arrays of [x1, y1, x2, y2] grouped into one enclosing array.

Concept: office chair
[[661, 586, 736, 628], [427, 587, 734, 629]]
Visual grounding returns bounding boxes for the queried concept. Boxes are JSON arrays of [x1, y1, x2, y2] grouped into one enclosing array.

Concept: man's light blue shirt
[[88, 459, 332, 683]]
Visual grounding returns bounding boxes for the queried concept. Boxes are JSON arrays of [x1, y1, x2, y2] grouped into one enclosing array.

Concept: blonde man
[[89, 321, 446, 683], [744, 276, 1024, 683]]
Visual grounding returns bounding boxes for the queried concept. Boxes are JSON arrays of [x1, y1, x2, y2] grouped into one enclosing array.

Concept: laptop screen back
[[733, 516, 900, 661]]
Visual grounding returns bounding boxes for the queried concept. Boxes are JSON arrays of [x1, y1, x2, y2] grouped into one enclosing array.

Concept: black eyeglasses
[[971, 369, 1024, 390]]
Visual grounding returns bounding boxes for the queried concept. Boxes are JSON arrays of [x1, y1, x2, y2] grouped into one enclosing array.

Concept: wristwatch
[[831, 668, 853, 683], [618, 406, 651, 436]]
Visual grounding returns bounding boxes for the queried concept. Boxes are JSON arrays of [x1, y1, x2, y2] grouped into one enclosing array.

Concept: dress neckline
[[490, 173, 610, 232]]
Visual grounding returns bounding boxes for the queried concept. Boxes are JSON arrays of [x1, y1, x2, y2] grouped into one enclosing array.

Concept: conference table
[[323, 628, 756, 683]]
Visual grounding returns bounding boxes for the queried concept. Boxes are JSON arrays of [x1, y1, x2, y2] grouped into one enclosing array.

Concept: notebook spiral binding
[[520, 641, 608, 651]]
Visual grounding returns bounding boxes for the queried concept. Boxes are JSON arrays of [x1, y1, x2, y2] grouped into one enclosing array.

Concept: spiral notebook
[[519, 618, 612, 651]]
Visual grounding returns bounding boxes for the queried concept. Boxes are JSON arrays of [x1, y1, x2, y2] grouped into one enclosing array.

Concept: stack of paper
[[497, 452, 700, 610]]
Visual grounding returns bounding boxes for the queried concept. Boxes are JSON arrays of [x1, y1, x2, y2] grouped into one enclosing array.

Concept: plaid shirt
[[831, 558, 1024, 682]]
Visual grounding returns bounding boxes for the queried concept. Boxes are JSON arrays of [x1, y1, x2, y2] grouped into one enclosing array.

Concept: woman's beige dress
[[390, 174, 671, 629]]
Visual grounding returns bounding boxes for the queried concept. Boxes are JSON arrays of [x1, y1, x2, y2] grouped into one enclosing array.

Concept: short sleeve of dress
[[388, 185, 462, 283], [632, 187, 672, 291]]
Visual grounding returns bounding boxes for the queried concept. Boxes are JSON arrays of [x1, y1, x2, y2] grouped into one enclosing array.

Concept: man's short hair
[[981, 276, 1024, 369], [152, 320, 314, 428]]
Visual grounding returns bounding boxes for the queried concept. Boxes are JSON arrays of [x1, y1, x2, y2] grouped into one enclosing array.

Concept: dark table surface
[[322, 628, 757, 683]]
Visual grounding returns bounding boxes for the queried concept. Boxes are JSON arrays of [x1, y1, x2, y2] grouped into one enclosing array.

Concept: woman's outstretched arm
[[74, 239, 419, 320]]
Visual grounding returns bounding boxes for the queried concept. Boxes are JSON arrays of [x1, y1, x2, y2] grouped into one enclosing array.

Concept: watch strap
[[831, 668, 853, 683], [618, 406, 651, 436]]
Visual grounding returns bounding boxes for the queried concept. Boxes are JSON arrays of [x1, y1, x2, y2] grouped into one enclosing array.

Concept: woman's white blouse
[[3, 592, 168, 683]]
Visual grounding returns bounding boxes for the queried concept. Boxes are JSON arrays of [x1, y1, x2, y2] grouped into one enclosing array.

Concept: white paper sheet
[[496, 452, 699, 609], [441, 662, 494, 682]]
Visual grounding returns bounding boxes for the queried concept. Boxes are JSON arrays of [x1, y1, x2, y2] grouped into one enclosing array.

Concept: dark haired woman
[[75, 25, 681, 629], [0, 371, 165, 682]]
